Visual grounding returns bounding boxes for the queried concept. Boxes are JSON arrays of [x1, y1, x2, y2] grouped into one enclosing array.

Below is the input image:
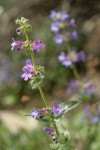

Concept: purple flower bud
[[43, 127, 55, 135]]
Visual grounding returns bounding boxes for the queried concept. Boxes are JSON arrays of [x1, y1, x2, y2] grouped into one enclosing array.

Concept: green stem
[[65, 42, 81, 80], [38, 84, 48, 108], [52, 118, 60, 137], [72, 64, 81, 80], [24, 29, 60, 140]]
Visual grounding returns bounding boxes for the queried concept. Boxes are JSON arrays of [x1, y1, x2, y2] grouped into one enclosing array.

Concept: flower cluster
[[21, 59, 45, 88], [30, 102, 64, 120], [21, 59, 34, 81], [50, 10, 78, 44], [58, 50, 86, 67], [11, 38, 45, 52], [82, 104, 100, 123], [15, 17, 32, 35], [66, 77, 95, 95]]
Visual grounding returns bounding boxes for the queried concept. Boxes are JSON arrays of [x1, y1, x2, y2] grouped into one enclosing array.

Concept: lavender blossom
[[84, 84, 95, 95], [51, 21, 61, 32], [21, 59, 34, 81], [69, 18, 76, 26], [31, 39, 45, 52], [30, 108, 46, 119], [11, 38, 25, 50], [68, 50, 79, 62], [68, 30, 78, 39], [82, 104, 100, 123], [51, 102, 64, 115], [78, 51, 86, 62], [66, 78, 95, 95], [54, 33, 68, 44], [58, 50, 86, 68], [66, 80, 78, 94], [58, 52, 72, 67], [50, 10, 69, 21]]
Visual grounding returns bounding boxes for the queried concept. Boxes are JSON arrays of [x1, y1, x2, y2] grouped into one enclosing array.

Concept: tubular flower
[[82, 105, 100, 123], [31, 39, 45, 52], [50, 10, 69, 21], [30, 108, 47, 119], [21, 59, 34, 81], [11, 38, 25, 50], [43, 127, 55, 135], [43, 127, 58, 143], [58, 50, 86, 67], [51, 102, 64, 115], [66, 77, 95, 95]]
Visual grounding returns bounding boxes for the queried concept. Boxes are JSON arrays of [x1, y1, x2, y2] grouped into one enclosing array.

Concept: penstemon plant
[[11, 16, 87, 150], [49, 10, 99, 150]]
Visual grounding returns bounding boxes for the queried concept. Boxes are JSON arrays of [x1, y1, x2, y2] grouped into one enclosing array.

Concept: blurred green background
[[0, 0, 100, 149]]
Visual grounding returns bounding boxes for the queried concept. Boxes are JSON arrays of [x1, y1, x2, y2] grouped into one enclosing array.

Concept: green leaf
[[61, 94, 83, 114]]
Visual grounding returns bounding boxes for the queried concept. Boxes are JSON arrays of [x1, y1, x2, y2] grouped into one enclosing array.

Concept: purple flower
[[66, 80, 78, 94], [51, 21, 66, 33], [43, 127, 55, 135], [84, 84, 95, 95], [51, 21, 60, 32], [50, 10, 69, 21], [31, 39, 45, 52], [69, 18, 76, 26], [90, 115, 99, 123], [58, 52, 72, 67], [68, 30, 78, 39], [83, 105, 90, 115], [21, 59, 34, 81], [82, 104, 100, 124], [51, 102, 64, 115], [30, 108, 46, 119], [78, 51, 86, 62], [54, 33, 65, 44], [68, 50, 78, 62], [11, 38, 25, 50]]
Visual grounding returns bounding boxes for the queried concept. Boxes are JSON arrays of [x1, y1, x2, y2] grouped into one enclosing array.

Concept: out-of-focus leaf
[[50, 143, 60, 150]]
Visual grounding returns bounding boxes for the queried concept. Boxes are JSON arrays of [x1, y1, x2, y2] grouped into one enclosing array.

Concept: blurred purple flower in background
[[58, 50, 86, 67], [82, 104, 100, 123], [50, 10, 78, 44], [78, 51, 86, 62], [66, 80, 78, 94], [54, 33, 68, 44], [58, 52, 72, 67], [50, 10, 69, 21], [68, 30, 78, 39], [66, 77, 95, 95]]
